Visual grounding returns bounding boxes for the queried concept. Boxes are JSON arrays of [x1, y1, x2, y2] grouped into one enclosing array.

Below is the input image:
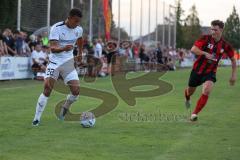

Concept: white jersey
[[31, 50, 48, 65], [94, 43, 103, 58], [49, 21, 83, 64]]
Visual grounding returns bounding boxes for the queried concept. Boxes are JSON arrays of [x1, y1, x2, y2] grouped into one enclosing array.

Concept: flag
[[103, 0, 112, 40]]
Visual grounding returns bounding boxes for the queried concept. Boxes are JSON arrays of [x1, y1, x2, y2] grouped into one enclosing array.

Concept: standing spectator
[[168, 47, 177, 68], [106, 41, 118, 76], [139, 44, 150, 72], [132, 42, 139, 59], [2, 28, 16, 56], [155, 43, 163, 64], [21, 31, 31, 56], [14, 30, 24, 56], [41, 31, 49, 46], [94, 39, 103, 58], [92, 39, 103, 76], [178, 49, 184, 65], [28, 34, 38, 52], [0, 32, 8, 56]]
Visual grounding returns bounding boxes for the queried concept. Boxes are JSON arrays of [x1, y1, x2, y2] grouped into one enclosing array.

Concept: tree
[[0, 0, 17, 30], [111, 27, 129, 40], [182, 5, 201, 49], [176, 0, 184, 48], [223, 6, 240, 49]]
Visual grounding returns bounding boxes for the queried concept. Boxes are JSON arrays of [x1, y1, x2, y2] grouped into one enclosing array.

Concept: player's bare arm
[[229, 56, 237, 86], [50, 40, 73, 53], [75, 37, 83, 63], [191, 45, 215, 60]]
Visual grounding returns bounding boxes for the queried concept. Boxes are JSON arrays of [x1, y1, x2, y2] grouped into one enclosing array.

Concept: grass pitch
[[0, 67, 239, 160]]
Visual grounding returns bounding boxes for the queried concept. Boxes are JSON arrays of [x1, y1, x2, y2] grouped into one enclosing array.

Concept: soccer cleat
[[185, 89, 191, 109], [58, 115, 65, 121], [185, 100, 191, 109], [32, 120, 40, 126], [58, 107, 68, 121], [190, 114, 198, 121]]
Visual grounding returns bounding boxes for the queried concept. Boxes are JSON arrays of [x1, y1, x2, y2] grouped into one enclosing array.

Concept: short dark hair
[[211, 20, 224, 29], [69, 8, 82, 18]]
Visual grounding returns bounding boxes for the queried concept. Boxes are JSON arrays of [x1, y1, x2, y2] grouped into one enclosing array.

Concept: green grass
[[0, 67, 240, 160]]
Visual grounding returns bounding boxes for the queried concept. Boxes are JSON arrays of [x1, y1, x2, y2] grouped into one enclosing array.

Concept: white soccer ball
[[80, 112, 96, 128]]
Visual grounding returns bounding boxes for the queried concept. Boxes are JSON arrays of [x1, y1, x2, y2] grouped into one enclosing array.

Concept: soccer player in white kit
[[32, 8, 83, 126]]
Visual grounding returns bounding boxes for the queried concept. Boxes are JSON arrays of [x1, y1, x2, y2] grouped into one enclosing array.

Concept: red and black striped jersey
[[192, 35, 234, 74]]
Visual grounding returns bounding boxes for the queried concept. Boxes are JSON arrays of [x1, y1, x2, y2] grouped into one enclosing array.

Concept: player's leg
[[32, 62, 59, 126], [59, 80, 80, 120], [191, 80, 214, 121], [59, 67, 80, 120], [32, 77, 56, 126], [185, 70, 200, 109], [185, 87, 196, 104], [184, 87, 196, 109]]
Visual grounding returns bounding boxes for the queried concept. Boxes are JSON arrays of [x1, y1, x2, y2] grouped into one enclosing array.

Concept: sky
[[112, 0, 240, 38]]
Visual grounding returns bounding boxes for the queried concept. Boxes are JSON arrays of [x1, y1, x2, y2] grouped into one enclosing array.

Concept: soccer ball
[[80, 112, 96, 128]]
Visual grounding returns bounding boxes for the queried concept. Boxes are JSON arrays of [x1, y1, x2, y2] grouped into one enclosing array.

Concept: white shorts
[[45, 59, 79, 84]]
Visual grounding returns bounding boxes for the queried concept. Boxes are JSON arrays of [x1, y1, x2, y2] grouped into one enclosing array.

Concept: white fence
[[179, 58, 240, 67], [0, 57, 33, 80]]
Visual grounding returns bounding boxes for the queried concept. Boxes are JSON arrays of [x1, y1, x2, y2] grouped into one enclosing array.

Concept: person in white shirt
[[32, 8, 83, 126], [91, 39, 103, 76], [31, 43, 48, 75], [94, 39, 103, 58]]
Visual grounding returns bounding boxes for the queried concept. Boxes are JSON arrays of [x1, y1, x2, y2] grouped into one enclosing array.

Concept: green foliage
[[182, 5, 201, 49], [0, 0, 124, 39], [0, 0, 17, 30], [175, 2, 201, 49], [111, 27, 129, 40], [223, 6, 240, 49], [176, 0, 184, 48]]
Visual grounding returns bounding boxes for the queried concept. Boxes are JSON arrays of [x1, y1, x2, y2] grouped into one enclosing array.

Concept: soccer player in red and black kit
[[184, 20, 237, 121]]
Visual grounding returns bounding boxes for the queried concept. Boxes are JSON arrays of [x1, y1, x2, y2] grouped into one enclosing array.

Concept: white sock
[[33, 93, 49, 121], [62, 94, 79, 109]]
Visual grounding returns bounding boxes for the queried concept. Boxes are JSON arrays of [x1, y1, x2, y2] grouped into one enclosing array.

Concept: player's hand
[[63, 45, 74, 51], [229, 76, 236, 86], [203, 52, 217, 61]]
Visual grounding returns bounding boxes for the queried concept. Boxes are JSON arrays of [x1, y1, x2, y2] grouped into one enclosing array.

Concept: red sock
[[192, 94, 209, 114]]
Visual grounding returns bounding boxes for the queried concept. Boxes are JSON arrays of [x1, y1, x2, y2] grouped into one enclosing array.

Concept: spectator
[[0, 32, 9, 56], [2, 28, 17, 56], [166, 58, 176, 71], [106, 41, 118, 76], [14, 30, 24, 56], [139, 44, 150, 72], [28, 34, 38, 52], [92, 39, 103, 76], [21, 31, 31, 56], [31, 43, 48, 79], [155, 43, 163, 64], [41, 31, 49, 46], [178, 49, 184, 65], [94, 39, 103, 58]]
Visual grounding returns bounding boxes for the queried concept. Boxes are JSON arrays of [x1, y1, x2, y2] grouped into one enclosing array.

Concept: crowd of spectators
[[0, 28, 50, 57], [0, 28, 199, 79]]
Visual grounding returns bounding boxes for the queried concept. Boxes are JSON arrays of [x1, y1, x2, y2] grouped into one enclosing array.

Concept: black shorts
[[188, 70, 216, 87], [107, 52, 116, 64]]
